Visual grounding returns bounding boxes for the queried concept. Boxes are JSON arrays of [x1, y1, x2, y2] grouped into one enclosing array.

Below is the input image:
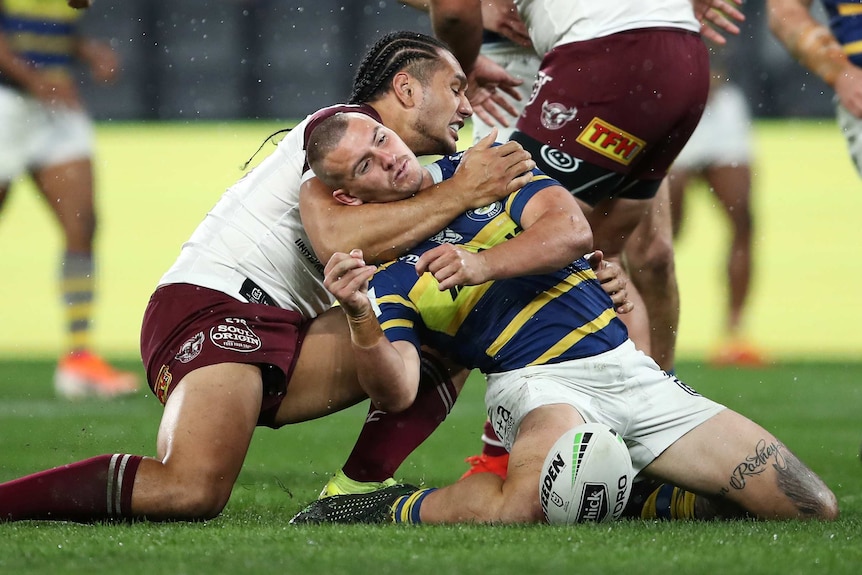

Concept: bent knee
[[170, 485, 231, 520]]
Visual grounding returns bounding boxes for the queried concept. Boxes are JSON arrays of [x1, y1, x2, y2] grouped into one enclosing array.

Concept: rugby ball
[[539, 423, 633, 524]]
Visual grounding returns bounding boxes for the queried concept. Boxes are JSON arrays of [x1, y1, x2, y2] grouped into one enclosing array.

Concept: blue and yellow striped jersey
[[0, 0, 82, 85], [823, 0, 862, 66], [371, 152, 629, 374]]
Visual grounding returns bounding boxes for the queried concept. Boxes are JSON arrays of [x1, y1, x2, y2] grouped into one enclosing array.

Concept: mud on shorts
[[484, 339, 726, 474], [511, 28, 710, 206], [139, 283, 310, 428]]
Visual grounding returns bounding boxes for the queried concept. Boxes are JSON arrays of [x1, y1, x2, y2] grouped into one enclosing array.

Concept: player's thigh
[[502, 404, 586, 522], [276, 307, 365, 424], [588, 197, 651, 258], [156, 362, 262, 484], [624, 184, 675, 272]]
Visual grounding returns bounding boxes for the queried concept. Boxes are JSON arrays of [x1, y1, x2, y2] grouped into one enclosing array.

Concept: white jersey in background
[[158, 114, 333, 318], [514, 0, 700, 56]]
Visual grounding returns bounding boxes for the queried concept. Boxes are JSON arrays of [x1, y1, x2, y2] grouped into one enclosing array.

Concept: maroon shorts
[[515, 28, 709, 203], [139, 283, 310, 427]]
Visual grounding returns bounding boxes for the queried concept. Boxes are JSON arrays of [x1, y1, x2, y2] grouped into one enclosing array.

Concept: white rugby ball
[[539, 423, 633, 524]]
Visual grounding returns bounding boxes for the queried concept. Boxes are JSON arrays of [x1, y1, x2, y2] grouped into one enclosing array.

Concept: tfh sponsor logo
[[577, 117, 645, 165]]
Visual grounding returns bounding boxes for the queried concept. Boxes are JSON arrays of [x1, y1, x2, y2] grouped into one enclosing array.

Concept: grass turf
[[1, 359, 860, 574]]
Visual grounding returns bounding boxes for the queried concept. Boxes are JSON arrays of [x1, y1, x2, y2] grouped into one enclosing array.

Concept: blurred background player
[[768, 0, 862, 178], [0, 0, 137, 398], [667, 61, 765, 367]]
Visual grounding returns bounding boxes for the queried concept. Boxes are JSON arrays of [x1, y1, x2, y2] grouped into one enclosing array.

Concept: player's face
[[324, 113, 427, 203], [410, 50, 471, 156]]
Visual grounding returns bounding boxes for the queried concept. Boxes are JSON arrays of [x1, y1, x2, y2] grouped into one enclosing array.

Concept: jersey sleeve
[[368, 263, 423, 352], [504, 168, 562, 224]]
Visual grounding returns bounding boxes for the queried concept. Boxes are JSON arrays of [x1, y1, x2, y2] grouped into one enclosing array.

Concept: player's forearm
[[429, 0, 483, 74], [347, 314, 417, 413], [768, 0, 848, 87], [303, 179, 473, 265], [480, 212, 593, 280]]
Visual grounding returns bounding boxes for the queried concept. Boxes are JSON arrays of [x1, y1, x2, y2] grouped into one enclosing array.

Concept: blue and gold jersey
[[371, 152, 629, 374], [0, 0, 82, 85], [822, 0, 862, 67]]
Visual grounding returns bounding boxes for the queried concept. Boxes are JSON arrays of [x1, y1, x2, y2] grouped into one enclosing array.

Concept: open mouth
[[449, 121, 463, 140]]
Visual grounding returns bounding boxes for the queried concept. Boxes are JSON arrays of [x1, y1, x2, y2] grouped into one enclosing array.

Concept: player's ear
[[391, 71, 416, 107], [332, 188, 364, 206]]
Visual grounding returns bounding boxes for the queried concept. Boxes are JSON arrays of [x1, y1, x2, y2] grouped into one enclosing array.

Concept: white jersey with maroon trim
[[158, 104, 378, 318], [514, 0, 699, 56]]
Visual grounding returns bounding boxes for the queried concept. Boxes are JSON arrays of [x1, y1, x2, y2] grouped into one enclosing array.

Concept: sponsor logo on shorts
[[489, 404, 515, 449], [577, 483, 609, 522], [672, 375, 702, 397], [576, 117, 645, 165], [210, 317, 262, 352], [540, 100, 577, 130], [540, 145, 582, 173], [527, 71, 553, 106], [466, 201, 504, 222], [155, 364, 172, 404], [175, 331, 204, 364]]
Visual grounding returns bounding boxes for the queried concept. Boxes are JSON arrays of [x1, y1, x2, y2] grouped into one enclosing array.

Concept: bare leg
[[132, 363, 264, 519], [704, 164, 754, 337], [641, 409, 838, 520], [623, 180, 678, 371], [419, 404, 586, 523]]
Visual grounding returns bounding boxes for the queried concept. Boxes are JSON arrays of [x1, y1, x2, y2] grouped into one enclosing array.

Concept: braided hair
[[349, 31, 450, 105]]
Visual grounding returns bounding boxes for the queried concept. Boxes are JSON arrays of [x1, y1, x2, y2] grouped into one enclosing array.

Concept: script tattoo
[[729, 439, 786, 490]]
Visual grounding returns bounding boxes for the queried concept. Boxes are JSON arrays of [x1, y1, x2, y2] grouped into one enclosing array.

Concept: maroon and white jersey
[[514, 0, 699, 55], [158, 104, 379, 318]]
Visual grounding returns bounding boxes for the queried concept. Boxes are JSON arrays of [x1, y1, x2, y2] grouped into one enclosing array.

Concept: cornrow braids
[[349, 30, 450, 104]]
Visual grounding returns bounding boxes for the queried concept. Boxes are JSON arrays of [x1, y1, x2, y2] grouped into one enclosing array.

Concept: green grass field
[[1, 120, 861, 573], [0, 360, 860, 574]]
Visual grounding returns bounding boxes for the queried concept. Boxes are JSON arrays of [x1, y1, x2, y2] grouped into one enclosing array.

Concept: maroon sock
[[481, 420, 508, 458], [0, 454, 142, 522], [342, 356, 458, 482]]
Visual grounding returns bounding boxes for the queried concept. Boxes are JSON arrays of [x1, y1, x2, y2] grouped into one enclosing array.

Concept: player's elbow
[[559, 221, 593, 265]]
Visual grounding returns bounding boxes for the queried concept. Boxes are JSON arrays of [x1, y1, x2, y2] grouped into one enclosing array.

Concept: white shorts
[[471, 42, 542, 144], [672, 83, 753, 171], [0, 85, 94, 183], [484, 339, 726, 474], [835, 99, 862, 177]]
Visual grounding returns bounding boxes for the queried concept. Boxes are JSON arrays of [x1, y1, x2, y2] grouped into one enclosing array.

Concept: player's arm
[[416, 182, 593, 290], [767, 0, 862, 116], [300, 133, 535, 264], [323, 250, 421, 413], [0, 30, 80, 108], [767, 0, 848, 88], [428, 0, 483, 76]]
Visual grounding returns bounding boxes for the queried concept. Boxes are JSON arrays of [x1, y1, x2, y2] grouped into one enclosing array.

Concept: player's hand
[[453, 130, 535, 207], [692, 0, 745, 45], [481, 0, 532, 48], [468, 55, 524, 127], [835, 63, 862, 117], [80, 40, 120, 83], [26, 73, 81, 109], [586, 250, 634, 314], [416, 244, 490, 290], [323, 249, 377, 318]]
